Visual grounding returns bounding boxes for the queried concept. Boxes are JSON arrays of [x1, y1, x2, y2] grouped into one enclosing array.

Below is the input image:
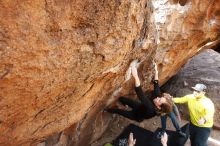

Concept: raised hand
[[153, 61, 159, 80], [128, 133, 136, 146], [153, 61, 158, 73], [131, 64, 138, 78], [131, 64, 140, 87], [161, 132, 168, 146]]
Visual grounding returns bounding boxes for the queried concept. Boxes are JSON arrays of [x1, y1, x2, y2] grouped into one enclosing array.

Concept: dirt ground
[[91, 113, 220, 146]]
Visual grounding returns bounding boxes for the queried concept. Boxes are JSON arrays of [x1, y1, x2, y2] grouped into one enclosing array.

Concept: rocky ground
[[92, 49, 220, 146]]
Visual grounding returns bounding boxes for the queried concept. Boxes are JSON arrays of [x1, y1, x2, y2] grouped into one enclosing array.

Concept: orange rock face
[[0, 0, 219, 145]]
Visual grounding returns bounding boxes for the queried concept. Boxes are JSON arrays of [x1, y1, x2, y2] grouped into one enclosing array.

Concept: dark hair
[[160, 95, 173, 114]]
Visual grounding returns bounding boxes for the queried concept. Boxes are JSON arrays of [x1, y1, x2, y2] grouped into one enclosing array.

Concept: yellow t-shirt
[[173, 94, 215, 127]]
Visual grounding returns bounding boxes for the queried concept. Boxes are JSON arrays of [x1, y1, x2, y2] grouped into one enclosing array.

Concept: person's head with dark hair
[[153, 93, 173, 114], [160, 96, 173, 113]]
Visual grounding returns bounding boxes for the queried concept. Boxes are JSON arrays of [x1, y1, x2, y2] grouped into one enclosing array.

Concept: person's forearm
[[154, 70, 158, 80], [134, 76, 140, 87], [153, 80, 161, 97], [173, 97, 189, 103]]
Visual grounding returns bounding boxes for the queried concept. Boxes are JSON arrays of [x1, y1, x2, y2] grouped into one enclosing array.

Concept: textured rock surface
[[162, 49, 220, 128], [0, 0, 220, 145]]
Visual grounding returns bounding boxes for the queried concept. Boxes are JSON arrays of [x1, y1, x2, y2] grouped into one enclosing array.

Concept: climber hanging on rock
[[105, 61, 170, 120], [105, 60, 186, 137]]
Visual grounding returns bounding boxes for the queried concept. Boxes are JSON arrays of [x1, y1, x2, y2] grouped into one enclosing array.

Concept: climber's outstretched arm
[[131, 64, 140, 87]]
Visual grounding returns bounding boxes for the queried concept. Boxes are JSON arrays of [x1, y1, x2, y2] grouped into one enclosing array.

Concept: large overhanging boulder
[[0, 0, 220, 145]]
